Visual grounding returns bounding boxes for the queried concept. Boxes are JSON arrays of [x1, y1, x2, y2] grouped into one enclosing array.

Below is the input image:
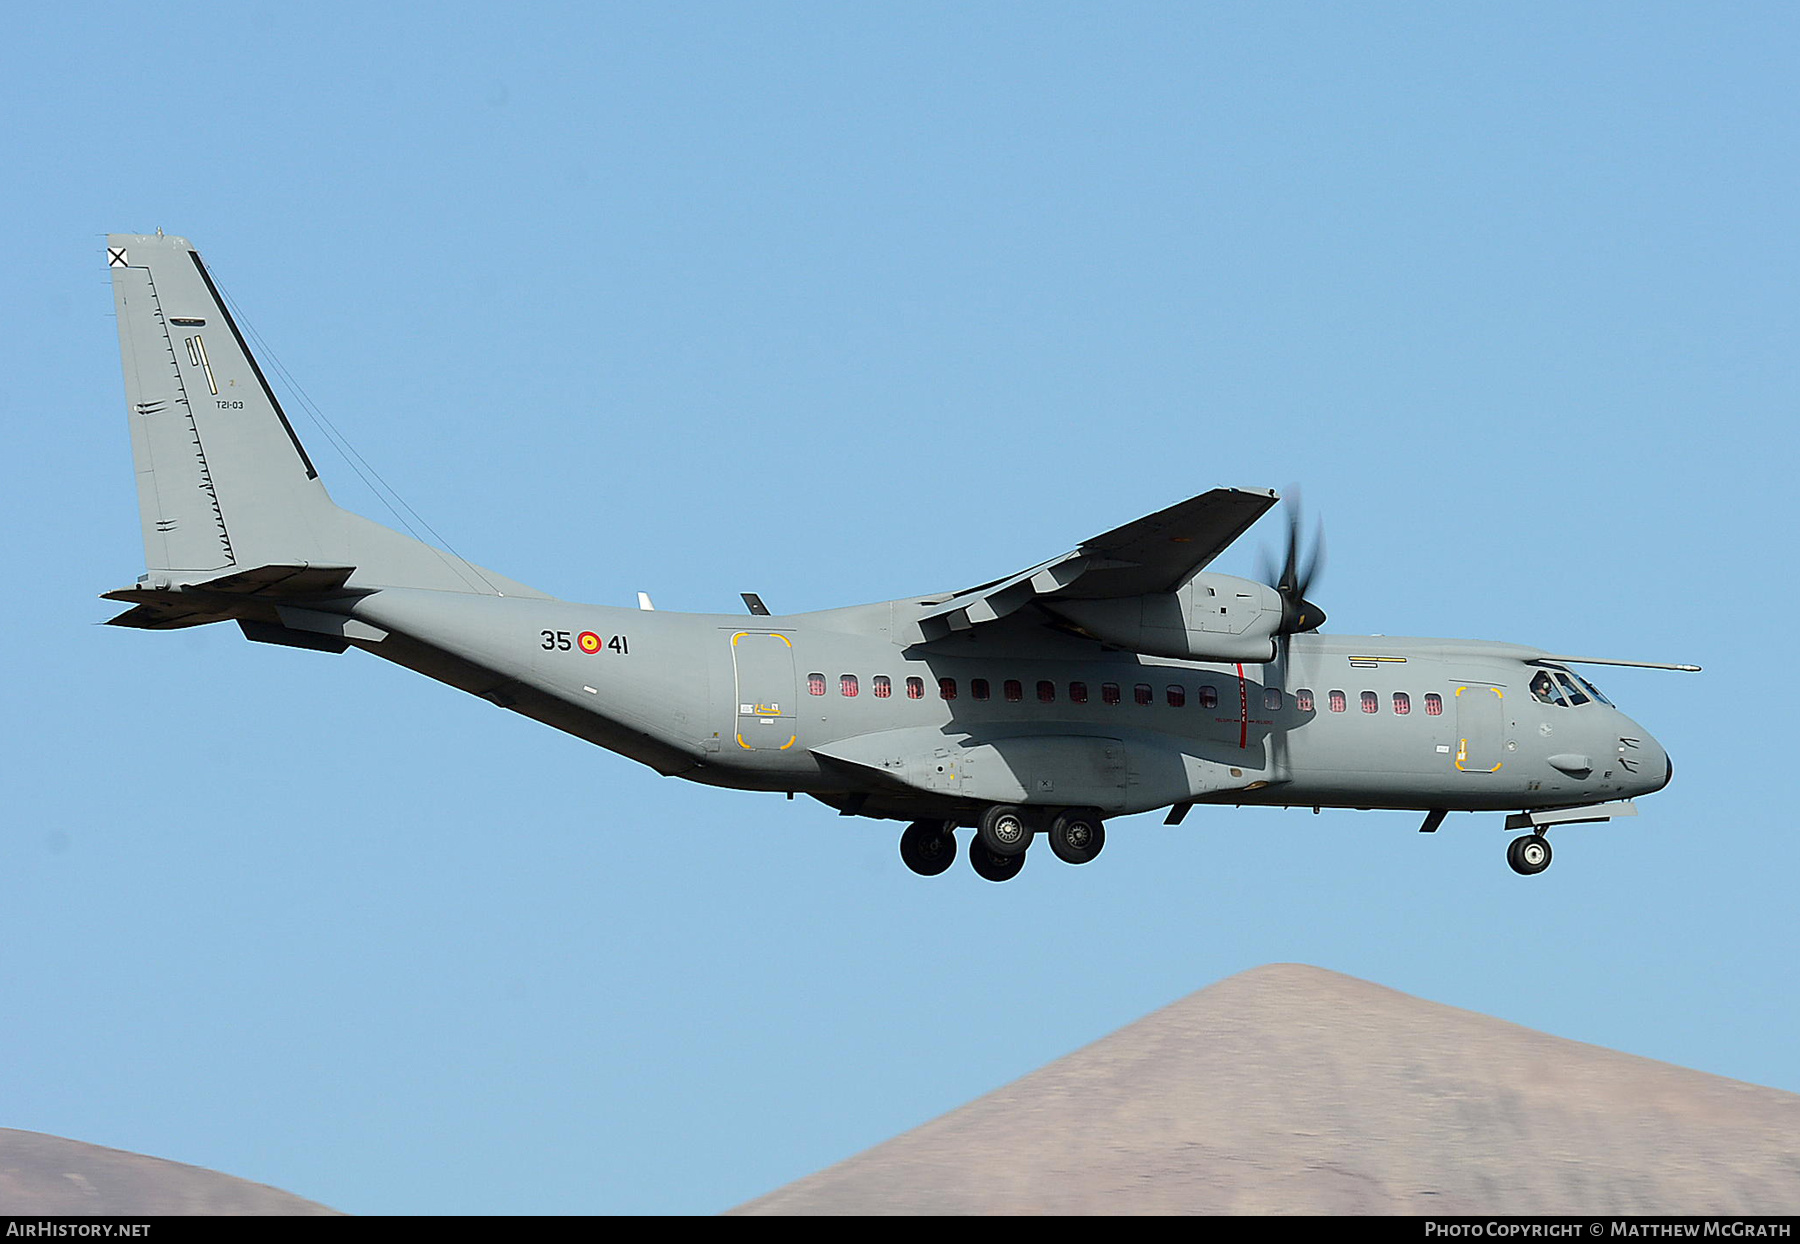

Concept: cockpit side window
[[1529, 671, 1567, 706]]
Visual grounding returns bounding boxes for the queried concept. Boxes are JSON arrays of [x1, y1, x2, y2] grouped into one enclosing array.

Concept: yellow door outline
[[731, 631, 797, 751], [1453, 684, 1504, 772]]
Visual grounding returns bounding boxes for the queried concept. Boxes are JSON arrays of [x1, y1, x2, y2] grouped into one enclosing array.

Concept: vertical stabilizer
[[111, 233, 333, 577], [107, 234, 548, 598]]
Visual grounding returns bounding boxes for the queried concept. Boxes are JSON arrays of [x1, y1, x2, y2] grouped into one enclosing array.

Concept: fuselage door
[[1453, 683, 1505, 773], [730, 631, 797, 752]]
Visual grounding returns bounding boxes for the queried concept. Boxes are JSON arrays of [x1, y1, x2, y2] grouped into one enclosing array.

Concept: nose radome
[[1636, 737, 1673, 794]]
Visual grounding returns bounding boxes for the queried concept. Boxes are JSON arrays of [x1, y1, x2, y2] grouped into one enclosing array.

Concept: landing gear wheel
[[899, 820, 957, 877], [977, 804, 1033, 858], [1507, 833, 1552, 876], [969, 842, 1026, 883], [1048, 810, 1106, 865]]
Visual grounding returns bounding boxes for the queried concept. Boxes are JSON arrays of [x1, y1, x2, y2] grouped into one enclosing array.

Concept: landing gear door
[[1453, 683, 1505, 773], [730, 631, 797, 752]]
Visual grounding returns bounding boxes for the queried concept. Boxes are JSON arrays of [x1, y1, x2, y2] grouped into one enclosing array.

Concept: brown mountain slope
[[0, 1129, 339, 1215], [735, 964, 1800, 1215]]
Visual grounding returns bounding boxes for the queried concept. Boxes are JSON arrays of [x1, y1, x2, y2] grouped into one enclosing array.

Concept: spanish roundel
[[577, 631, 603, 654]]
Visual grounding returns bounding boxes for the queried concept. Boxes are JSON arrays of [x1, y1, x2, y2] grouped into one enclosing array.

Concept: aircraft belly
[[812, 728, 1272, 815]]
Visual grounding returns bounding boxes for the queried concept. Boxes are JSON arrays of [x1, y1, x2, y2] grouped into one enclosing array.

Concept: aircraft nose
[[1638, 737, 1672, 795], [1615, 719, 1671, 795]]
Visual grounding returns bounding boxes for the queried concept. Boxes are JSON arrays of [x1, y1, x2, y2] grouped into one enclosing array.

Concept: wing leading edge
[[920, 487, 1279, 637]]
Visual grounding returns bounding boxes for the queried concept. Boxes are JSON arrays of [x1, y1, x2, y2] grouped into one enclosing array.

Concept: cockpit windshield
[[1577, 674, 1614, 706], [1529, 665, 1607, 708], [1555, 673, 1590, 706]]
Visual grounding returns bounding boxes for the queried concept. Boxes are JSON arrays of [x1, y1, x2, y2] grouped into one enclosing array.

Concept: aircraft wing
[[920, 487, 1278, 635]]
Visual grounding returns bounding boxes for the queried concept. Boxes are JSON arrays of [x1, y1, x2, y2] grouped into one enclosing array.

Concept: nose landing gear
[[1506, 832, 1553, 876]]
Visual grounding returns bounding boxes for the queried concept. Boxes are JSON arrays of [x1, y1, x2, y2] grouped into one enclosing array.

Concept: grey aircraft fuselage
[[100, 231, 1688, 881], [351, 584, 1671, 821]]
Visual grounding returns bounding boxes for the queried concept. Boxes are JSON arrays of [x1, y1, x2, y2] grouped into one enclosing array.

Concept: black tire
[[899, 820, 957, 877], [1048, 810, 1106, 865], [1507, 833, 1552, 876], [969, 841, 1026, 883], [977, 804, 1033, 858]]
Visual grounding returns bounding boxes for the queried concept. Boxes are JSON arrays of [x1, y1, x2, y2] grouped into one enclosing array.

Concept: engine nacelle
[[1045, 573, 1285, 663]]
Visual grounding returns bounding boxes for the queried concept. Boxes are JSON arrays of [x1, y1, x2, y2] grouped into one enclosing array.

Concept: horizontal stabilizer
[[101, 562, 362, 630], [103, 600, 235, 630], [179, 563, 356, 597]]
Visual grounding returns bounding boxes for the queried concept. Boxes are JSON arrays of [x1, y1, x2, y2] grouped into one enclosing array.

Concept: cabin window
[[1199, 685, 1219, 709], [1037, 680, 1056, 703], [1004, 679, 1023, 703], [1329, 690, 1347, 713], [1393, 691, 1411, 715], [873, 676, 892, 699], [1166, 685, 1186, 708], [1264, 688, 1282, 711], [1296, 689, 1315, 712], [1102, 683, 1122, 706], [807, 673, 826, 696], [906, 676, 924, 700], [840, 674, 859, 697], [1424, 692, 1443, 716], [1135, 684, 1153, 706], [939, 677, 957, 701], [1069, 681, 1089, 704], [1361, 691, 1379, 713], [971, 678, 991, 701]]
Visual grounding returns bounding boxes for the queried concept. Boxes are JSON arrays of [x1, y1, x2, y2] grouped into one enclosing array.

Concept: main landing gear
[[968, 841, 1026, 883], [899, 820, 957, 876], [899, 806, 1107, 882], [1506, 832, 1553, 876]]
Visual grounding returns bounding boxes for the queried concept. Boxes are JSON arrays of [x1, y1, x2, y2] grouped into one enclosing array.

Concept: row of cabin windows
[[1302, 689, 1444, 716], [806, 675, 1443, 716]]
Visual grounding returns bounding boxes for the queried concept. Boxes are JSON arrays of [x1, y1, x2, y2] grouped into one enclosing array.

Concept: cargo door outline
[[731, 631, 797, 751], [1453, 683, 1504, 773]]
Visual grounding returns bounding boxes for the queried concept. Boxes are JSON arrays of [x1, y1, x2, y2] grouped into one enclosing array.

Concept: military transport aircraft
[[101, 233, 1698, 882]]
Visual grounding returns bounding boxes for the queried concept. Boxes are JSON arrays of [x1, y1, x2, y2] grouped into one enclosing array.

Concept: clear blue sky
[[4, 2, 1795, 1215]]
